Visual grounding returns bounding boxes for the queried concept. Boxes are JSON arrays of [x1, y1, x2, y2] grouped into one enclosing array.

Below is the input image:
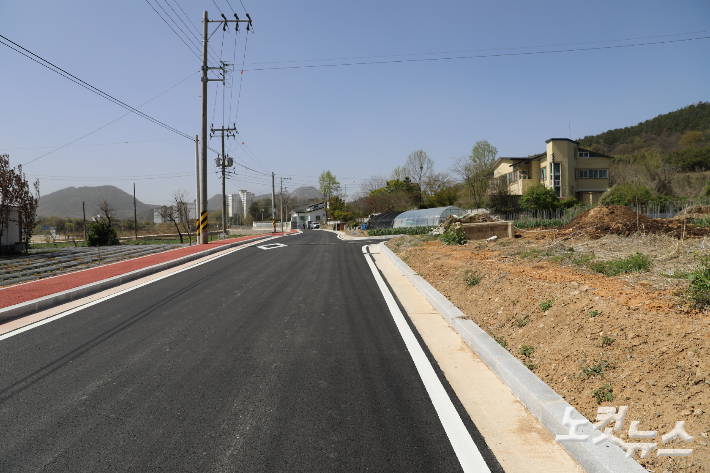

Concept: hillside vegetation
[[578, 102, 710, 171]]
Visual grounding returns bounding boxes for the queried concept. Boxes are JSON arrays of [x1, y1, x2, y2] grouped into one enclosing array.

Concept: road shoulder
[[369, 245, 584, 473]]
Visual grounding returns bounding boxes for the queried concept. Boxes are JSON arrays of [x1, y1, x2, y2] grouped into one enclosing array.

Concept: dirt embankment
[[519, 205, 710, 240], [388, 226, 710, 472]]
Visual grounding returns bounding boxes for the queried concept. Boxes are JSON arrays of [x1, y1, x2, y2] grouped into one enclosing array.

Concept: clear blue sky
[[1, 0, 708, 206]]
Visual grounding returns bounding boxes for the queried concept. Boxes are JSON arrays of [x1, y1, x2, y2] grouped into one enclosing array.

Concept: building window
[[540, 168, 546, 181], [553, 163, 561, 197], [513, 170, 518, 183], [519, 169, 529, 179], [579, 169, 608, 178], [578, 152, 590, 158], [316, 215, 321, 221]]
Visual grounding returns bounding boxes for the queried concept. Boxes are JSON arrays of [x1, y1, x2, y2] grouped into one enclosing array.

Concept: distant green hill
[[577, 102, 710, 167], [37, 185, 161, 221]]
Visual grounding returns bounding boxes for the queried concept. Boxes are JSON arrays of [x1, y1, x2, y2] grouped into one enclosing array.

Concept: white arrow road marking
[[257, 243, 287, 250]]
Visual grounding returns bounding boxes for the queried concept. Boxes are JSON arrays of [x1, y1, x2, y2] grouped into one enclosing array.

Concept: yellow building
[[492, 138, 612, 205]]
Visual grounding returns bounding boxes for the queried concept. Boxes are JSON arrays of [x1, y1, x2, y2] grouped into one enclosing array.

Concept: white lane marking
[[363, 247, 491, 473], [257, 243, 287, 250], [0, 237, 279, 342]]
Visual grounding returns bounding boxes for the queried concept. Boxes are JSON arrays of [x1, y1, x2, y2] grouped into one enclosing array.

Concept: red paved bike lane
[[0, 233, 293, 310]]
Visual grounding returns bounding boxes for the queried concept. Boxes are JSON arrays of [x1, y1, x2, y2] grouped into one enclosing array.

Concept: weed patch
[[588, 310, 600, 318], [489, 331, 508, 348], [540, 299, 553, 312], [592, 384, 614, 404], [439, 227, 466, 245], [687, 254, 710, 306], [463, 269, 481, 287], [514, 218, 571, 229], [588, 252, 651, 276], [368, 226, 435, 236], [580, 359, 610, 379], [600, 336, 615, 347], [519, 345, 535, 357]]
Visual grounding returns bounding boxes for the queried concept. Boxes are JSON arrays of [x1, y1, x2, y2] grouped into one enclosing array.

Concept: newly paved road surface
[[0, 230, 502, 472]]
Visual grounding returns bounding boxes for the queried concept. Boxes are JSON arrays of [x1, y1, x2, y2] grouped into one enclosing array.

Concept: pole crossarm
[[206, 13, 252, 39]]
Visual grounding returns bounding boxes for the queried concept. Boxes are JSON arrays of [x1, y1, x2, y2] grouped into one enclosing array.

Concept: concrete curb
[[0, 235, 274, 324], [319, 229, 398, 241], [379, 242, 645, 473]]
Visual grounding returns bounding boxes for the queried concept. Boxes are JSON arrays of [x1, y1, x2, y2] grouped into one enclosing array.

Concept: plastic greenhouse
[[366, 211, 404, 229], [392, 206, 464, 228]]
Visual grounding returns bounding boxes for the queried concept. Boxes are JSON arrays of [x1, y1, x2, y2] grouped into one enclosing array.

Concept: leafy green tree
[[87, 220, 119, 246], [599, 183, 652, 206], [559, 197, 579, 209], [453, 140, 497, 209], [519, 184, 559, 211], [318, 170, 341, 221], [248, 199, 272, 220], [328, 195, 345, 213]]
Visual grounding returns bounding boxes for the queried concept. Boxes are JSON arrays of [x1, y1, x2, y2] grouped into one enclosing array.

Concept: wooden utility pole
[[82, 201, 87, 243], [133, 183, 138, 240]]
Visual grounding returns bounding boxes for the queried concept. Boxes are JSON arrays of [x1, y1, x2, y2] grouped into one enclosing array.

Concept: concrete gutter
[[379, 242, 645, 473], [0, 235, 274, 324]]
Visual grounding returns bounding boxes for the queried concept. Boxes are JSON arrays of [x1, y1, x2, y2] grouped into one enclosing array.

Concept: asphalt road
[[0, 230, 502, 472]]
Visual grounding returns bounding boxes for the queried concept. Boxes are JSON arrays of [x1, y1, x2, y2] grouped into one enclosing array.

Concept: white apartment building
[[228, 190, 255, 217]]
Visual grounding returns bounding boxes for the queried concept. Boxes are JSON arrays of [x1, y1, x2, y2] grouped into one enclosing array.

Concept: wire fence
[[492, 196, 710, 223]]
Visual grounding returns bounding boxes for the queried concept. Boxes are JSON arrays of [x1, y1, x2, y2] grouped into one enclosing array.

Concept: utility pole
[[133, 183, 138, 240], [200, 11, 252, 244], [271, 172, 276, 233], [280, 177, 291, 232], [82, 201, 87, 243], [195, 135, 200, 222], [211, 124, 236, 235]]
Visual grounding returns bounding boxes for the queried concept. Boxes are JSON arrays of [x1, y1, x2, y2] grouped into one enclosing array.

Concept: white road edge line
[[0, 237, 278, 342], [362, 244, 491, 473]]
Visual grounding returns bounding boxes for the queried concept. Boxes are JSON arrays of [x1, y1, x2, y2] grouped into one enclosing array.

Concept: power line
[[15, 71, 198, 166], [144, 0, 201, 61], [1, 137, 182, 150], [246, 30, 710, 66], [170, 0, 222, 61], [242, 36, 710, 72], [0, 34, 195, 142]]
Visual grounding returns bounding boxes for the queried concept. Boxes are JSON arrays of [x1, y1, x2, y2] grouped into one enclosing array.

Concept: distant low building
[[291, 202, 325, 228], [1, 206, 22, 252], [492, 138, 612, 205]]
